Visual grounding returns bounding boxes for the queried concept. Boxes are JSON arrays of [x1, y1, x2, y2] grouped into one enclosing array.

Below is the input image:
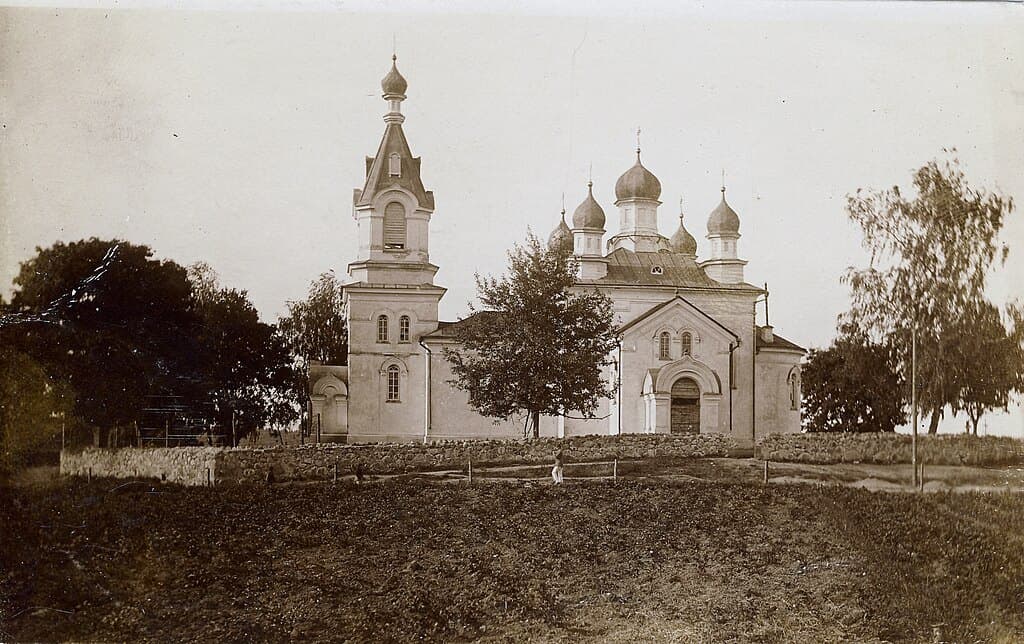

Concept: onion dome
[[381, 54, 408, 96], [670, 199, 698, 256], [548, 209, 574, 254], [572, 181, 606, 230], [707, 187, 740, 235], [614, 150, 662, 201]]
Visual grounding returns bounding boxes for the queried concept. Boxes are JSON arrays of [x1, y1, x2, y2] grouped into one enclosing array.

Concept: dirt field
[[3, 463, 1024, 643]]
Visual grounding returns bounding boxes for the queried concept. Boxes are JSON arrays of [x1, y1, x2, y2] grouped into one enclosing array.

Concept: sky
[[2, 0, 1022, 435]]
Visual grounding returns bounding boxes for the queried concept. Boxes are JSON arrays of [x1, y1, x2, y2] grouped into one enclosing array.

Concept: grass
[[2, 471, 1023, 642]]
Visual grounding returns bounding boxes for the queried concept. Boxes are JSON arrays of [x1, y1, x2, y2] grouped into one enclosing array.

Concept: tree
[[444, 233, 619, 438], [4, 240, 298, 443], [191, 268, 299, 437], [842, 152, 1015, 433], [801, 337, 906, 433], [0, 347, 75, 475], [948, 301, 1024, 435], [6, 239, 196, 431], [278, 271, 348, 366]]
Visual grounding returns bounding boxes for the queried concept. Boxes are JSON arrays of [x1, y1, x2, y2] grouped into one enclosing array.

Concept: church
[[308, 57, 805, 446]]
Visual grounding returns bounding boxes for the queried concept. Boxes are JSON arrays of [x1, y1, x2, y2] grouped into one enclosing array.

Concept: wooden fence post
[[468, 458, 473, 485], [763, 460, 769, 485], [613, 458, 618, 482]]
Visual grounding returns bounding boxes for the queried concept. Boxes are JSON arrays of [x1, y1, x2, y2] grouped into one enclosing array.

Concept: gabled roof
[[423, 311, 501, 339], [354, 123, 435, 210], [578, 248, 760, 290], [755, 327, 806, 353], [618, 295, 739, 339]]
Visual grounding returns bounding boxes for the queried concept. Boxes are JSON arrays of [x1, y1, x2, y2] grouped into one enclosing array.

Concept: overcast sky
[[2, 1, 1022, 434]]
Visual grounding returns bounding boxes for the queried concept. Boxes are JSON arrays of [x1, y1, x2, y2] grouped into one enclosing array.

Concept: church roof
[[615, 151, 662, 201], [424, 311, 501, 339], [707, 190, 740, 235], [354, 123, 435, 210], [548, 214, 573, 254], [381, 55, 408, 96], [755, 327, 806, 353], [618, 294, 739, 338], [571, 182, 606, 230], [578, 248, 760, 290]]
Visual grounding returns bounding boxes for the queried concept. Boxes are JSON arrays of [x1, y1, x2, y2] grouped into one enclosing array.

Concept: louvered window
[[389, 153, 401, 177], [383, 201, 406, 249], [680, 332, 693, 357]]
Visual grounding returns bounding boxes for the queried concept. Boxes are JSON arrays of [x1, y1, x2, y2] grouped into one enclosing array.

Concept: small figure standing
[[355, 461, 365, 485], [551, 450, 564, 485]]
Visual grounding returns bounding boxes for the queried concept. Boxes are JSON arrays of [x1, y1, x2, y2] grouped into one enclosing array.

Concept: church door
[[670, 377, 700, 434]]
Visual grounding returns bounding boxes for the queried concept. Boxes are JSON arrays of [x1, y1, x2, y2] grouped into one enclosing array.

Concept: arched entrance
[[670, 377, 700, 434]]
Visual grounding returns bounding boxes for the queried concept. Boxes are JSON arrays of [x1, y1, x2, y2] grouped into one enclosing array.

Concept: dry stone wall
[[760, 432, 1024, 466], [60, 447, 220, 486], [216, 433, 741, 484], [61, 433, 740, 486]]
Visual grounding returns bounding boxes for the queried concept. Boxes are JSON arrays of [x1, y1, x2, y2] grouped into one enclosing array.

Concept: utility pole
[[911, 323, 918, 487]]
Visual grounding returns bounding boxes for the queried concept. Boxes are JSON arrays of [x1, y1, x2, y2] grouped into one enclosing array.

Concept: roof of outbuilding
[[755, 327, 806, 353], [423, 311, 502, 339]]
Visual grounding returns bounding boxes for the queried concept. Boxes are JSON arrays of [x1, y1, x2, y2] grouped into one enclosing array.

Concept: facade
[[310, 57, 805, 445]]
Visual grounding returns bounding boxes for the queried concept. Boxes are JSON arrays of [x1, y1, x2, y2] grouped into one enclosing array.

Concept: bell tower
[[348, 55, 438, 286], [343, 56, 446, 443]]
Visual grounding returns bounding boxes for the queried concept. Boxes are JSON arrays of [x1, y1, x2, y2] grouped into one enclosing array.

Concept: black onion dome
[[381, 55, 408, 96], [707, 190, 740, 235], [614, 152, 662, 201], [571, 182, 606, 229], [548, 215, 573, 254]]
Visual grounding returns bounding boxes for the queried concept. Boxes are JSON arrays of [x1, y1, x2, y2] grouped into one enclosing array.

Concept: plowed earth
[[3, 475, 1023, 642]]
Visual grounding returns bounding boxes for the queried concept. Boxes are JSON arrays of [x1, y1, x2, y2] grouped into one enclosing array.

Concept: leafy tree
[[947, 301, 1024, 435], [4, 240, 298, 444], [0, 347, 76, 474], [801, 337, 906, 433], [842, 152, 1014, 433], [444, 233, 618, 438], [191, 266, 299, 437], [6, 239, 196, 431], [278, 271, 348, 365]]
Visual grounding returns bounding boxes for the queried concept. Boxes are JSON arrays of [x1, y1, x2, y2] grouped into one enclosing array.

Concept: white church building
[[309, 57, 805, 445]]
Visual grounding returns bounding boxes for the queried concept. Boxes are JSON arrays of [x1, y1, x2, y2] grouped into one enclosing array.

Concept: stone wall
[[760, 432, 1024, 466], [61, 433, 740, 486], [60, 447, 220, 486]]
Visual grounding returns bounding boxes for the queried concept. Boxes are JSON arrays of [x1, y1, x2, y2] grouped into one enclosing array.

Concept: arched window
[[388, 153, 401, 177], [399, 315, 410, 342], [377, 315, 389, 343], [680, 332, 693, 357], [383, 201, 406, 249], [658, 332, 671, 360], [788, 369, 801, 410], [386, 365, 401, 401]]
